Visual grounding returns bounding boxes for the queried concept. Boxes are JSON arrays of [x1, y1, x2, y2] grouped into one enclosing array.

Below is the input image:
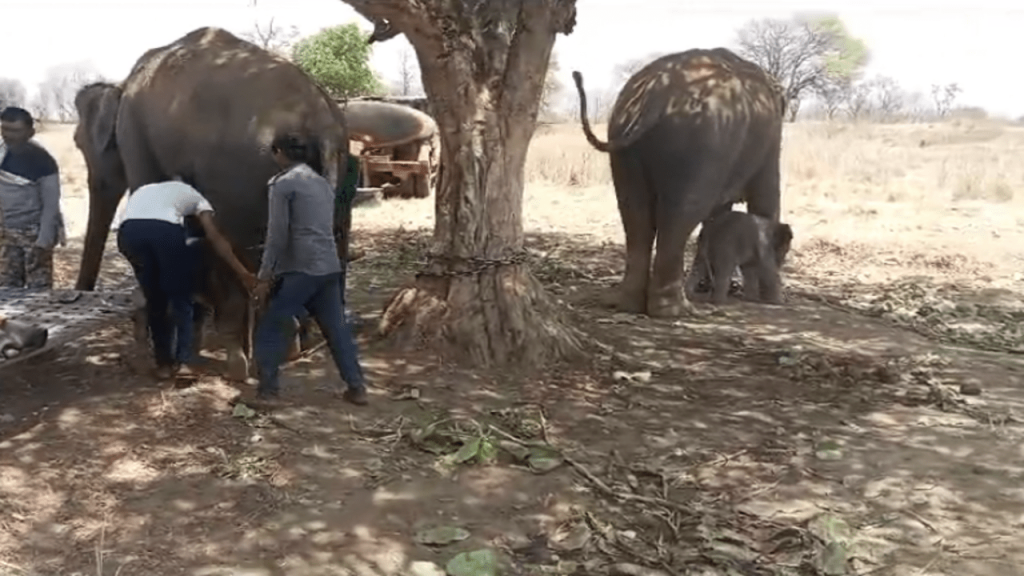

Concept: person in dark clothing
[[118, 179, 256, 380], [244, 134, 369, 410]]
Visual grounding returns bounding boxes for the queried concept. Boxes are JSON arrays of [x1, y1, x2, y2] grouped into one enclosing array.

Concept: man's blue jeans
[[117, 219, 198, 367], [254, 271, 366, 396]]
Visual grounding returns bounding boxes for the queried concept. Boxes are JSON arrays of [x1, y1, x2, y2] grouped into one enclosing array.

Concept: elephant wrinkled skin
[[690, 210, 793, 305], [572, 48, 786, 318], [72, 27, 351, 380]]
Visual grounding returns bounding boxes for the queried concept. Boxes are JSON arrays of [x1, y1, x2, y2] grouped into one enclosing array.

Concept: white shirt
[[120, 181, 215, 226]]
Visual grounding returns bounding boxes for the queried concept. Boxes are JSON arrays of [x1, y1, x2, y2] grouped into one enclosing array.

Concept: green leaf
[[414, 525, 471, 546], [445, 548, 498, 576], [453, 437, 482, 464], [819, 540, 848, 575], [527, 446, 563, 473], [477, 438, 500, 464], [232, 403, 256, 419], [498, 440, 530, 461]]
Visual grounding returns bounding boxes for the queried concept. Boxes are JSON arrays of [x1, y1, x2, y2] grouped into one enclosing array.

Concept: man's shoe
[[154, 365, 175, 380], [341, 387, 368, 406], [235, 390, 284, 411]]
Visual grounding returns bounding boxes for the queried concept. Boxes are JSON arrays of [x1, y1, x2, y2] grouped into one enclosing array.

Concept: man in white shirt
[[118, 179, 256, 379]]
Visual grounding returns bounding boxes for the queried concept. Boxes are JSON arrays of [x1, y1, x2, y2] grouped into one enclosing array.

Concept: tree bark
[[343, 0, 582, 367]]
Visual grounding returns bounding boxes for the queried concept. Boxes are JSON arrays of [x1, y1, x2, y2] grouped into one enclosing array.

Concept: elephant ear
[[772, 223, 794, 263], [85, 85, 122, 153]]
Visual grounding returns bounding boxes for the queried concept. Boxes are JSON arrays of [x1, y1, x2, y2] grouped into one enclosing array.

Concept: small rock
[[960, 382, 982, 396], [0, 414, 15, 424], [409, 561, 445, 576]]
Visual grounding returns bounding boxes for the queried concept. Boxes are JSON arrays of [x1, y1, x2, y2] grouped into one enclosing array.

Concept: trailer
[[340, 97, 441, 202]]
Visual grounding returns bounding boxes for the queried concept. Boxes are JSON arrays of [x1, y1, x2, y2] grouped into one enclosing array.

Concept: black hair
[[271, 132, 325, 175], [0, 107, 34, 128], [270, 133, 309, 163]]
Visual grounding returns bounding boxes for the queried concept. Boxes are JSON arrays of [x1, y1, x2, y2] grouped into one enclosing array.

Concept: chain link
[[417, 249, 530, 278]]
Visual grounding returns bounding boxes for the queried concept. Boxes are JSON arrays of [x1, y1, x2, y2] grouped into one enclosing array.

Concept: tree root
[[378, 263, 584, 367]]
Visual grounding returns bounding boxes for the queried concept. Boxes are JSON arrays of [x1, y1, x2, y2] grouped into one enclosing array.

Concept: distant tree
[[869, 75, 904, 121], [0, 78, 27, 109], [37, 61, 104, 122], [737, 13, 870, 121], [540, 49, 564, 119], [241, 17, 300, 58], [390, 47, 422, 96], [843, 80, 873, 120], [611, 51, 669, 92], [931, 82, 962, 117], [292, 23, 384, 99]]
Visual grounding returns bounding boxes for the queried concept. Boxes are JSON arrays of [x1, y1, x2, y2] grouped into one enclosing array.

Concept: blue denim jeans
[[117, 219, 198, 367], [254, 271, 366, 396]]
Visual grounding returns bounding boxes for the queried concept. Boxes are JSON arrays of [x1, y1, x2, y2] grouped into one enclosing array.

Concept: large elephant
[[72, 26, 351, 379], [572, 48, 786, 318]]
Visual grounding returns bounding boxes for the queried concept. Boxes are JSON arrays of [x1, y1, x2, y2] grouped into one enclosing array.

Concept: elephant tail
[[571, 71, 611, 153]]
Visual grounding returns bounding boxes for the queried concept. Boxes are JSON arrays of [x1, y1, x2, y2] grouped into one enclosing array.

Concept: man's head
[[0, 107, 36, 150], [270, 133, 309, 169]]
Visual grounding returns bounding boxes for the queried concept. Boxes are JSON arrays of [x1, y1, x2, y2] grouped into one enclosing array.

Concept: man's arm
[[35, 172, 63, 249], [195, 211, 256, 287], [258, 183, 291, 281]]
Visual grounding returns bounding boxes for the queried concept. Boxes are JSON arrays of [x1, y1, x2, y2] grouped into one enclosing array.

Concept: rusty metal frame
[[0, 288, 135, 369]]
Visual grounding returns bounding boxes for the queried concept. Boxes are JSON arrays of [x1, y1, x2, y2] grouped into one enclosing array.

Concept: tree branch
[[340, 0, 434, 44], [500, 0, 576, 128]]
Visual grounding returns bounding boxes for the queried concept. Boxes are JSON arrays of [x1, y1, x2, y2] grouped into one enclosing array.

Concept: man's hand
[[253, 279, 272, 303], [238, 271, 258, 293]]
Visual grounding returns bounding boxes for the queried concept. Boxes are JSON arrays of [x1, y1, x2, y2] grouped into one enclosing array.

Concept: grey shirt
[[257, 163, 342, 280], [0, 141, 65, 248]]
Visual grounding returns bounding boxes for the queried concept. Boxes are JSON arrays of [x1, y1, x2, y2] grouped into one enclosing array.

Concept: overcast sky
[[1, 0, 1020, 117]]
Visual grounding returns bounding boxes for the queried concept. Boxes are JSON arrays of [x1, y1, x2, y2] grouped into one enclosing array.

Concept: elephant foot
[[600, 284, 646, 314], [647, 289, 697, 319], [226, 349, 250, 382]]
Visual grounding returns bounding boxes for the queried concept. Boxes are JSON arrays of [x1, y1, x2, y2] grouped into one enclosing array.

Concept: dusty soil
[[1, 122, 1024, 575]]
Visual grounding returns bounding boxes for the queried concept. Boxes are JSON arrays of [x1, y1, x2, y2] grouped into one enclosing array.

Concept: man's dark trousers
[[117, 219, 198, 367], [254, 271, 366, 396]]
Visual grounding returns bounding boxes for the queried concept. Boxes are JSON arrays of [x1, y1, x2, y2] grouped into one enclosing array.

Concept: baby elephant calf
[[693, 210, 793, 305]]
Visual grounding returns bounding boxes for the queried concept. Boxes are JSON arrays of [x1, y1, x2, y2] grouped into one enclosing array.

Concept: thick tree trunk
[[348, 0, 582, 367]]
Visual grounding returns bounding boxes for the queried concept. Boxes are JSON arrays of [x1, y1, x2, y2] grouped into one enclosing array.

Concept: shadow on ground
[[2, 229, 1024, 575]]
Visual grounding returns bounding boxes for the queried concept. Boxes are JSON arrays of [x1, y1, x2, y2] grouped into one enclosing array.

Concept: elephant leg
[[192, 301, 210, 357], [76, 171, 127, 291], [648, 174, 724, 318], [756, 262, 783, 304], [743, 145, 782, 222], [708, 246, 738, 306], [608, 152, 655, 314], [740, 264, 762, 303], [215, 294, 250, 381], [131, 286, 149, 345]]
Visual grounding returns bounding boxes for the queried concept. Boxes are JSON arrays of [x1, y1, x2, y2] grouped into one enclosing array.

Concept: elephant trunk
[[75, 175, 124, 291], [571, 71, 611, 153]]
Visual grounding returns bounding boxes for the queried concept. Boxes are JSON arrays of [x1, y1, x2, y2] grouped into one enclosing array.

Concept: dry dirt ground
[[2, 121, 1024, 575]]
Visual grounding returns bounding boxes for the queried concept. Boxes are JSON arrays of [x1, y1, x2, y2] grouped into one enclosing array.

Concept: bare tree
[[843, 81, 873, 120], [241, 17, 300, 58], [391, 47, 422, 96], [870, 75, 904, 122], [335, 0, 582, 366], [540, 49, 564, 119], [0, 78, 27, 109], [931, 82, 962, 118], [813, 76, 849, 120], [736, 13, 869, 121], [37, 61, 103, 122], [610, 51, 669, 92]]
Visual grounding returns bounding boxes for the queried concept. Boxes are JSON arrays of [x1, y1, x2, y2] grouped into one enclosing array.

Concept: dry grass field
[[2, 120, 1024, 575]]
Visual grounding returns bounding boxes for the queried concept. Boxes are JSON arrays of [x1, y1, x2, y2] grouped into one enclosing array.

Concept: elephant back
[[607, 48, 785, 149]]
